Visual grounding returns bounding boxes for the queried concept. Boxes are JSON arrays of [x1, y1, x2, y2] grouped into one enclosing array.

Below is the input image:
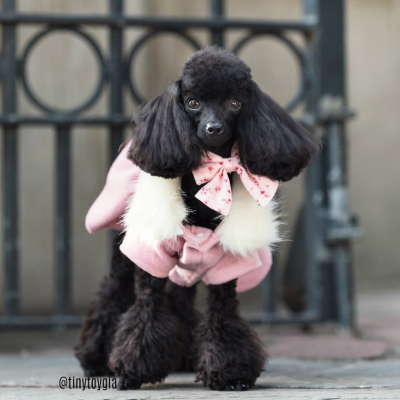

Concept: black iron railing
[[0, 0, 360, 329]]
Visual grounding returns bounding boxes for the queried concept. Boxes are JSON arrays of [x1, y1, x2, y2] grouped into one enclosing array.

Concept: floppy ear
[[237, 81, 321, 182], [128, 80, 201, 178]]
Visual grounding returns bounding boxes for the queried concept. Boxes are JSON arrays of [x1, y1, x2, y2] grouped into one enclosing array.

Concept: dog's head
[[129, 46, 320, 181], [179, 47, 251, 150]]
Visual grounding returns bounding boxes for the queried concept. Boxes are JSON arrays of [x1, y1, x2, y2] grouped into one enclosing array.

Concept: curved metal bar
[[232, 32, 307, 112], [126, 30, 202, 104], [20, 27, 106, 115]]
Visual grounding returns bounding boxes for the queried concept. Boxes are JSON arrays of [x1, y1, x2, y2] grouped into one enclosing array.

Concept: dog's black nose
[[206, 122, 224, 135]]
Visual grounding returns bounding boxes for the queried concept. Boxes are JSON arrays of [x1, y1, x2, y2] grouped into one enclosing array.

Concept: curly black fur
[[76, 243, 201, 385], [237, 81, 320, 181], [108, 268, 183, 389], [194, 280, 267, 391], [166, 282, 202, 372], [128, 81, 203, 179], [74, 233, 135, 377], [78, 46, 320, 391]]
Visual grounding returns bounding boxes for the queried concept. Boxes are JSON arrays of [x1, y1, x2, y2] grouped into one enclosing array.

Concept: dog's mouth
[[200, 135, 236, 158], [201, 134, 228, 146]]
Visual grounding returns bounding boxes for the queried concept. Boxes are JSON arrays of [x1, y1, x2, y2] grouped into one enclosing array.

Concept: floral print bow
[[192, 143, 279, 216]]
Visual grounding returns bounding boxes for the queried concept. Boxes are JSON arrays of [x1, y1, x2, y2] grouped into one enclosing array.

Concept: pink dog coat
[[86, 143, 277, 292]]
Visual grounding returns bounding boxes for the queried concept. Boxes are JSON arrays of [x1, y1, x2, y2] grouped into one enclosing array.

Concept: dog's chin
[[199, 134, 232, 151]]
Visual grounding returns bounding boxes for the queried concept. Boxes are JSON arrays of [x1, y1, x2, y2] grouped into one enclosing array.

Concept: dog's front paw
[[117, 376, 141, 390], [195, 361, 256, 391], [109, 300, 182, 388], [194, 316, 267, 391], [225, 379, 250, 391]]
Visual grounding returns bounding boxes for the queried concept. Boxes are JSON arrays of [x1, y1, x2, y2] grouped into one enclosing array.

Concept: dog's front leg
[[195, 279, 267, 391], [108, 267, 181, 390], [167, 282, 202, 372], [75, 234, 135, 377]]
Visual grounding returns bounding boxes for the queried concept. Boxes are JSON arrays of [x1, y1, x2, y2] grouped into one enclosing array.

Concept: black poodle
[[75, 46, 320, 391]]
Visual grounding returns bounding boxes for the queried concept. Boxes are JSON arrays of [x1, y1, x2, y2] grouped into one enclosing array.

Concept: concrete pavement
[[1, 287, 399, 399]]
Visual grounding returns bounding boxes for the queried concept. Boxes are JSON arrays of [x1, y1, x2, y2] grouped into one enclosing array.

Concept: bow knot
[[192, 143, 279, 216]]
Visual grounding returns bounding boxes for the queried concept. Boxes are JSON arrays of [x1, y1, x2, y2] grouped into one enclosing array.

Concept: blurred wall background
[[0, 0, 399, 315]]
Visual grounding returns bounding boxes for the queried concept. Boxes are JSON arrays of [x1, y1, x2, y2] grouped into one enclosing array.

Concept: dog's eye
[[188, 99, 200, 110], [229, 99, 241, 110]]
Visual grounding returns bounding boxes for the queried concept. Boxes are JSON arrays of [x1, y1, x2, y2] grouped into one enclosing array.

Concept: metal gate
[[0, 0, 361, 329]]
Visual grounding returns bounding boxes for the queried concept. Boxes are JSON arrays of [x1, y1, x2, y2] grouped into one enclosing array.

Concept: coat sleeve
[[85, 141, 141, 233], [120, 234, 181, 278]]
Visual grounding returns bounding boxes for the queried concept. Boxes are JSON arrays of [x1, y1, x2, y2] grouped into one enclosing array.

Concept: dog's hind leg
[[109, 268, 182, 390], [194, 279, 267, 391], [166, 282, 202, 372], [75, 233, 135, 377]]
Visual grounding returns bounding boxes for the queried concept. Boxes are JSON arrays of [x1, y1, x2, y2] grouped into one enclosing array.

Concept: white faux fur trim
[[123, 171, 281, 254], [123, 172, 188, 246], [216, 174, 281, 256]]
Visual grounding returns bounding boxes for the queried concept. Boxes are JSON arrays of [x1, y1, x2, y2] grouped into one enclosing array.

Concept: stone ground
[[1, 287, 399, 399]]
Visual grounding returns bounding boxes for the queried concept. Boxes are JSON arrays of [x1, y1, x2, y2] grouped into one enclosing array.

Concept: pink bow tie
[[192, 143, 279, 216]]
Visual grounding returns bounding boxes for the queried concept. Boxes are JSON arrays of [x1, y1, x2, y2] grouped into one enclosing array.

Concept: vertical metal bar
[[317, 0, 354, 329], [2, 0, 19, 317], [303, 0, 353, 329], [109, 0, 124, 243], [209, 0, 224, 46], [316, 0, 345, 99], [326, 121, 354, 330], [109, 0, 124, 163], [261, 259, 276, 315], [55, 125, 71, 316], [302, 0, 321, 117], [301, 0, 324, 320], [303, 154, 324, 319], [333, 243, 353, 329]]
